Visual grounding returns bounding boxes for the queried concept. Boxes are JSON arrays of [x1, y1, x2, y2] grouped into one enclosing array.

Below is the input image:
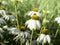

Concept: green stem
[[14, 1, 22, 45], [30, 30, 34, 45], [54, 29, 59, 38]]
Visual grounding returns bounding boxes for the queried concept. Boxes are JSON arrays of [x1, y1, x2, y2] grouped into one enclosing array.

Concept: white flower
[[2, 1, 7, 5], [25, 19, 41, 30], [13, 31, 30, 43], [55, 17, 60, 23], [28, 11, 41, 17], [37, 34, 51, 44], [0, 10, 6, 15]]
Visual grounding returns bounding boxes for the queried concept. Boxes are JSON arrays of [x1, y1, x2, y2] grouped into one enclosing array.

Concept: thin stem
[[30, 30, 34, 45]]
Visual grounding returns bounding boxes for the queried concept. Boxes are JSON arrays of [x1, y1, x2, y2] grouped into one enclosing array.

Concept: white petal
[[36, 20, 41, 30], [0, 18, 6, 24], [37, 34, 45, 43], [28, 11, 34, 16], [46, 35, 51, 43], [43, 36, 47, 43], [0, 28, 4, 33], [55, 17, 60, 23], [3, 25, 8, 29]]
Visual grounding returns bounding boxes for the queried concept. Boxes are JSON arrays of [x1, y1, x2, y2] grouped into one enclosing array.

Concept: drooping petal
[[37, 34, 45, 43], [46, 35, 51, 43]]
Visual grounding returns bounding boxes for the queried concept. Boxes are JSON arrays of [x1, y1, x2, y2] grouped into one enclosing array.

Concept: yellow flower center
[[31, 14, 39, 20], [33, 8, 38, 12], [19, 25, 26, 30], [7, 12, 14, 15], [41, 29, 49, 34]]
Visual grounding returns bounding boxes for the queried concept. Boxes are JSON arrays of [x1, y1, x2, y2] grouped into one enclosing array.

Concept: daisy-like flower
[[13, 31, 30, 44], [55, 17, 60, 24], [37, 29, 51, 44], [28, 8, 41, 17], [3, 12, 16, 21], [0, 8, 6, 15], [25, 19, 41, 30]]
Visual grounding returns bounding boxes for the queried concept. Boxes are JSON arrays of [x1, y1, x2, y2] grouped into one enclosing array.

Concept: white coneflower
[[37, 34, 51, 44], [37, 29, 51, 44], [3, 12, 16, 21], [25, 19, 41, 30], [55, 17, 60, 24], [13, 31, 30, 44]]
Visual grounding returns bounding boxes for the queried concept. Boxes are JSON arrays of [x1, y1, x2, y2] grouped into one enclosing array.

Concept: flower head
[[19, 25, 26, 30], [37, 34, 51, 44], [41, 29, 49, 34]]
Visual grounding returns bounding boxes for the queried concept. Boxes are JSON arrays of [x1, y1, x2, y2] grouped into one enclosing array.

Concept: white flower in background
[[55, 17, 60, 23], [37, 34, 51, 44], [1, 1, 7, 5], [13, 31, 30, 43], [8, 15, 16, 21], [25, 19, 41, 30], [3, 12, 16, 21]]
